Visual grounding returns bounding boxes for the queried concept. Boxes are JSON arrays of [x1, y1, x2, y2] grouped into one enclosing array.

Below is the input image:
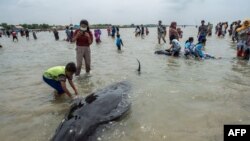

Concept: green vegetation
[[0, 23, 51, 30], [1, 22, 194, 30], [0, 23, 13, 29]]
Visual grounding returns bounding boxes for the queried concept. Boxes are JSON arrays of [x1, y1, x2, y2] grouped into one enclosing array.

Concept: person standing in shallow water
[[6, 30, 10, 38], [25, 29, 29, 40], [135, 26, 141, 37], [70, 27, 74, 42], [141, 24, 145, 39], [146, 27, 149, 35], [169, 21, 179, 43], [197, 20, 208, 43], [65, 26, 71, 42], [111, 26, 116, 38], [53, 29, 59, 41], [116, 34, 123, 50], [72, 19, 93, 76], [107, 26, 111, 36], [12, 31, 18, 42], [32, 31, 37, 40], [157, 20, 166, 44], [116, 26, 120, 35]]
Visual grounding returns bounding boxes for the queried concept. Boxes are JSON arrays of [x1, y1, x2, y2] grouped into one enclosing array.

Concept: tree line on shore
[[1, 23, 196, 30], [1, 23, 51, 30]]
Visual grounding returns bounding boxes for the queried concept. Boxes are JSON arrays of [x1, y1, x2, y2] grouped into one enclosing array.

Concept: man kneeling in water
[[166, 39, 181, 57], [43, 62, 78, 98]]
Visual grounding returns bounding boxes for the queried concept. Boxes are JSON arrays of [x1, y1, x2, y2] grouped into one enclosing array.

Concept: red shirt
[[74, 30, 93, 47], [12, 32, 17, 36]]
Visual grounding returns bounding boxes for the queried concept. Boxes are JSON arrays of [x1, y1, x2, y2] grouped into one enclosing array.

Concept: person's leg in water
[[194, 49, 201, 59], [237, 43, 244, 57], [83, 47, 91, 73], [172, 48, 180, 57], [243, 48, 250, 60], [158, 33, 161, 44], [184, 49, 191, 59], [141, 33, 144, 39], [43, 76, 64, 95], [198, 35, 204, 42], [161, 34, 166, 43], [117, 44, 121, 50], [13, 36, 18, 42], [76, 47, 84, 76]]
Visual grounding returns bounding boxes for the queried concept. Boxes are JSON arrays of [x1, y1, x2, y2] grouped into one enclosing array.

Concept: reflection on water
[[0, 27, 250, 141]]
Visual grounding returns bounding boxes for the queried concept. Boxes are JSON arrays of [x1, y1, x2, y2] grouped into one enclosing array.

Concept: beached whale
[[51, 81, 131, 141], [154, 50, 172, 56]]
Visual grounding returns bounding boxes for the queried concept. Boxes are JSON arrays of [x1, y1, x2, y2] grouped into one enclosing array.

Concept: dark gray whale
[[51, 81, 131, 141], [154, 50, 171, 56]]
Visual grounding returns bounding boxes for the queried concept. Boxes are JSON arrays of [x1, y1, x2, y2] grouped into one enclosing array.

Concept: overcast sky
[[0, 0, 249, 25]]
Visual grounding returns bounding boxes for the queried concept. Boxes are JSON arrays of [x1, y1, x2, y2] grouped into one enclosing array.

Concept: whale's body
[[51, 81, 131, 141]]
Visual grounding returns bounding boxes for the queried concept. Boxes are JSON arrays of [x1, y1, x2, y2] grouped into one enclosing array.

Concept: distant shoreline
[[1, 23, 198, 31]]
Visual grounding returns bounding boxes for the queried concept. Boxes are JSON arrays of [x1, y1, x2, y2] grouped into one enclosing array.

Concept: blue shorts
[[43, 76, 64, 94], [198, 35, 206, 42]]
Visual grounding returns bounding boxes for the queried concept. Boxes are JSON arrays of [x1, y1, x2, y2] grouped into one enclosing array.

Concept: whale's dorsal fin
[[136, 59, 141, 74]]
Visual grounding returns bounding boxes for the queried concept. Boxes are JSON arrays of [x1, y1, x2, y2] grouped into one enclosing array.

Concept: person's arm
[[157, 26, 160, 33], [164, 27, 167, 36], [85, 32, 93, 45], [72, 30, 81, 42], [60, 81, 73, 98], [166, 44, 173, 52], [174, 30, 180, 40], [68, 79, 78, 95], [168, 28, 172, 36]]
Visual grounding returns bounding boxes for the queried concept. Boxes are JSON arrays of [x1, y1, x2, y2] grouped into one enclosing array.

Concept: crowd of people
[[154, 20, 226, 60], [0, 28, 38, 42], [134, 24, 149, 38], [1, 19, 249, 99], [215, 20, 250, 59], [155, 19, 250, 60]]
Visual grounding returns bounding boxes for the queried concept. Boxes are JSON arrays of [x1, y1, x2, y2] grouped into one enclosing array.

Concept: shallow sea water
[[0, 27, 250, 141]]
